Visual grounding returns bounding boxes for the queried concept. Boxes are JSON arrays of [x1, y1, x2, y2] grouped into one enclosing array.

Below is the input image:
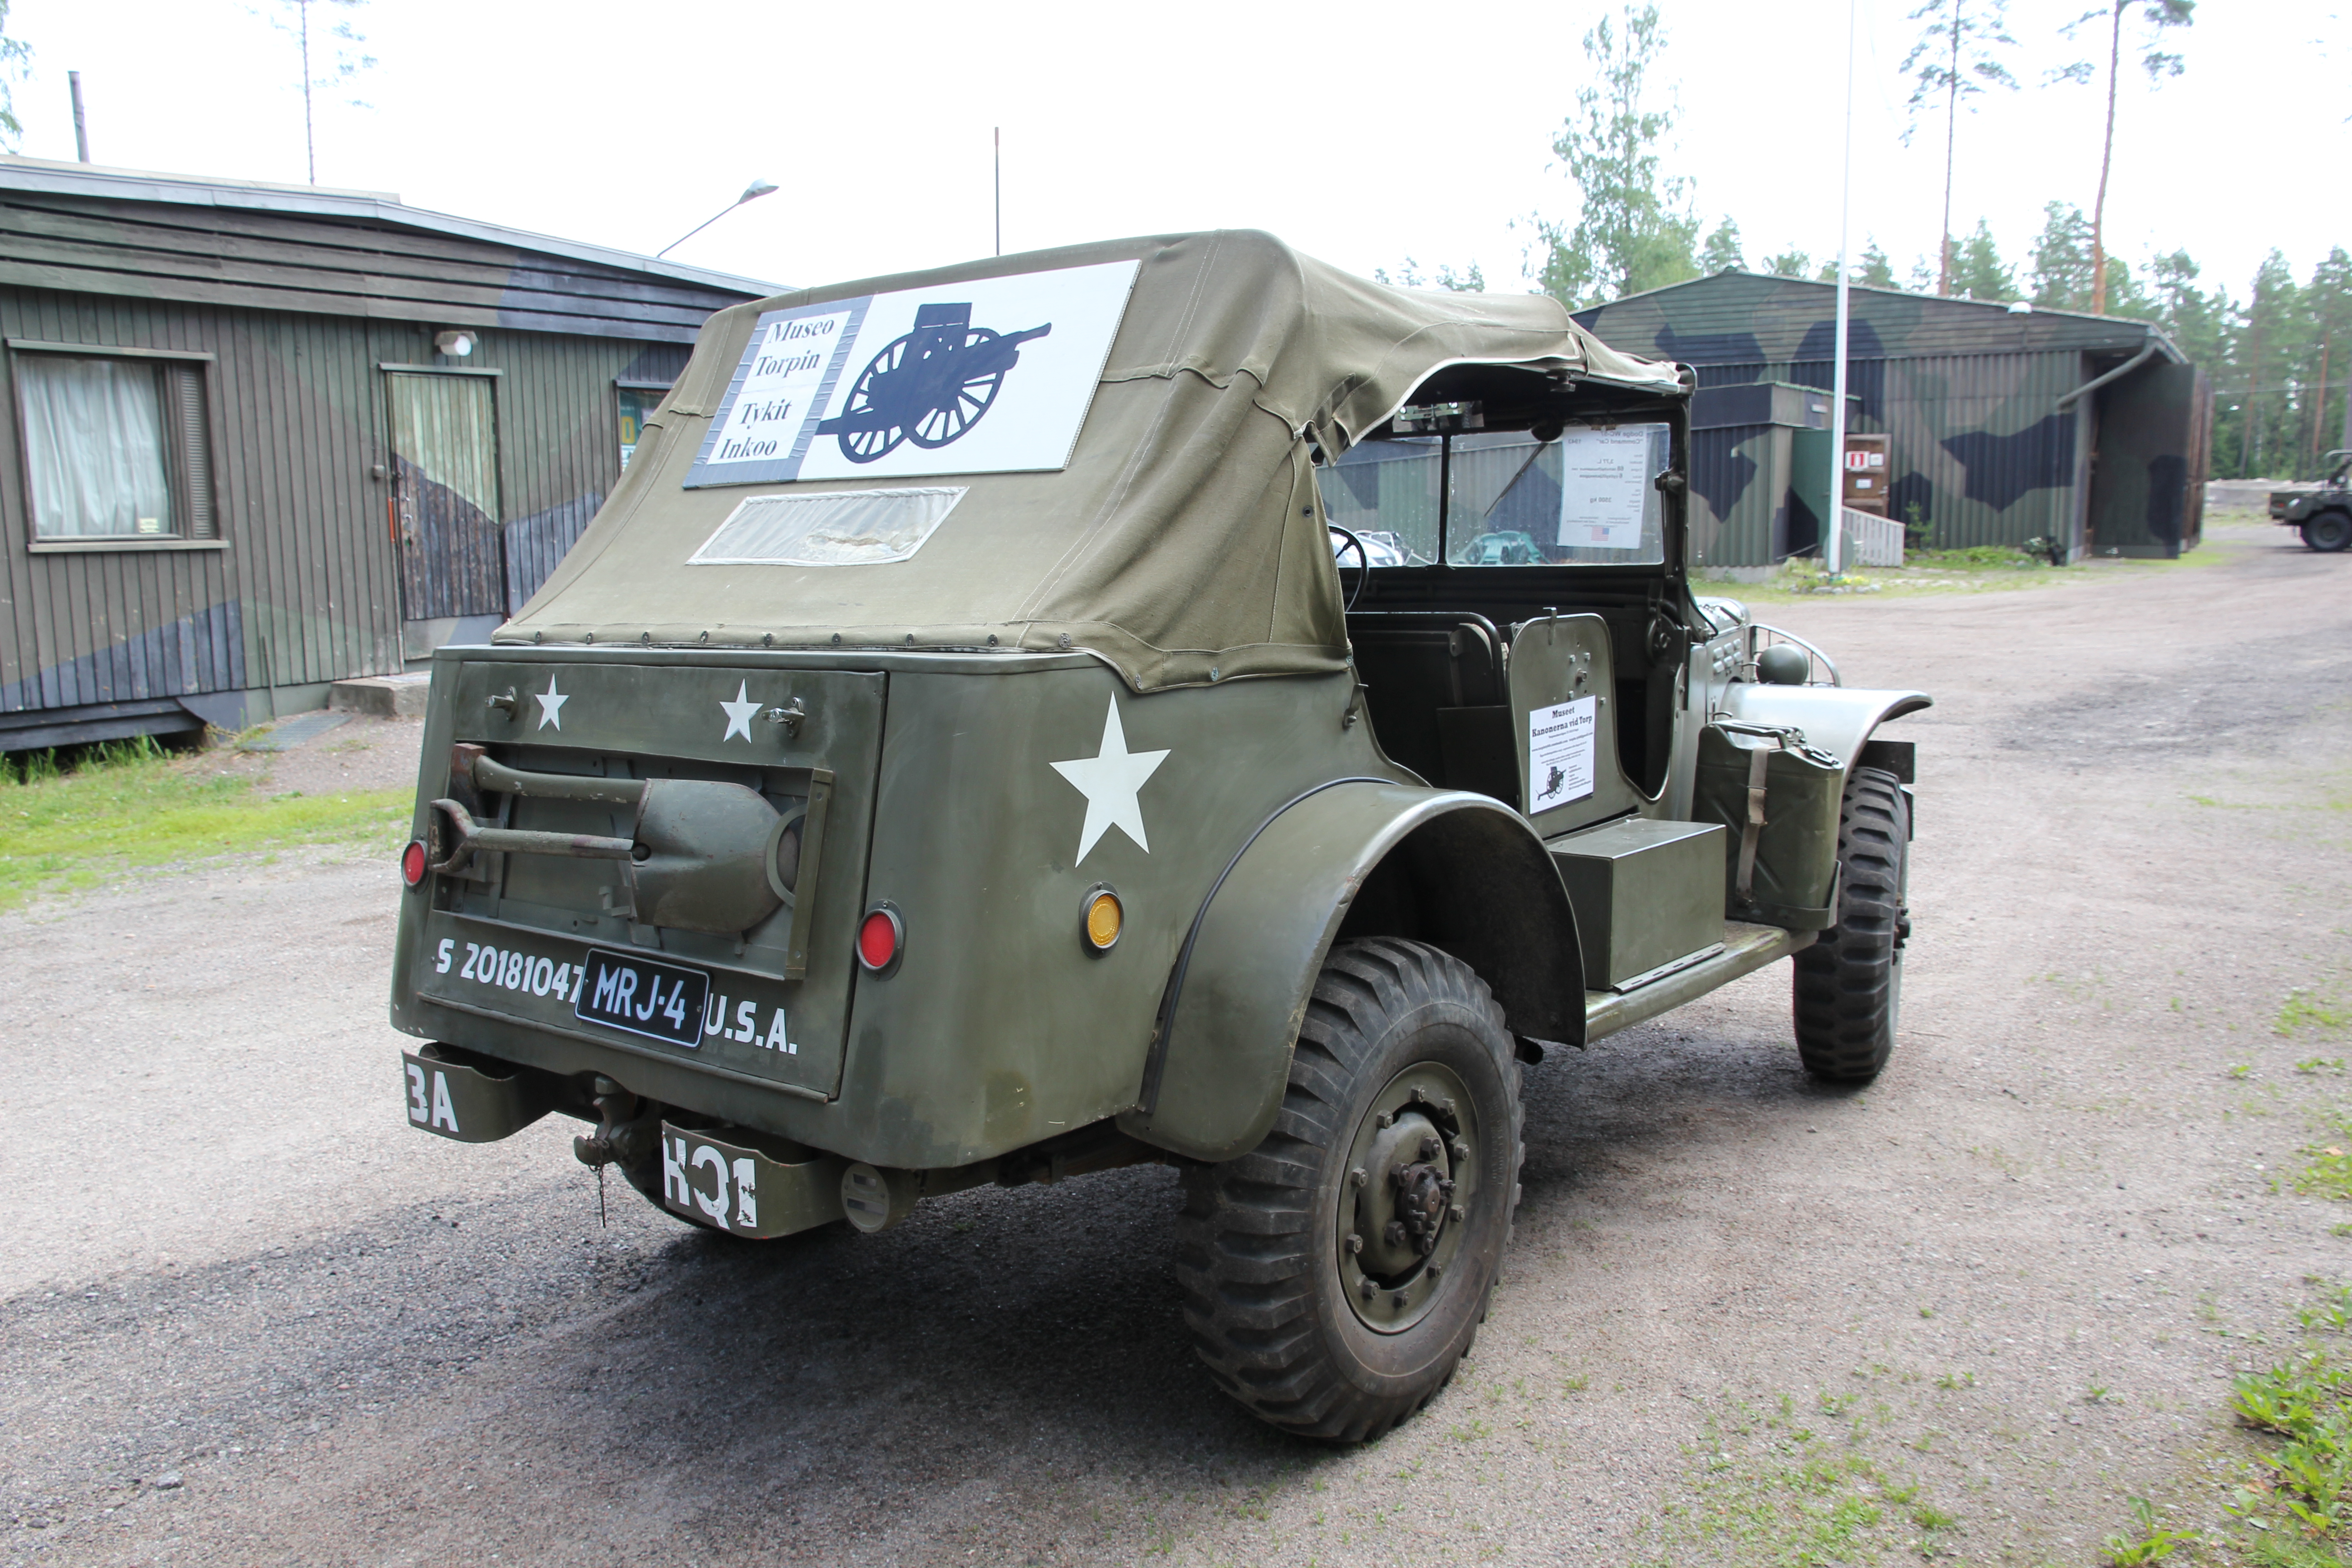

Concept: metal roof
[[0, 155, 778, 297]]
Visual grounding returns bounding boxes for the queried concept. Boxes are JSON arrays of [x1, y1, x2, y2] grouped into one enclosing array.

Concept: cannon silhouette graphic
[[816, 303, 1052, 464]]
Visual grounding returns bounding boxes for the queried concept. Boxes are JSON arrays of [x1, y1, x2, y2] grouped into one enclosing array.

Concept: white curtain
[[19, 355, 171, 538]]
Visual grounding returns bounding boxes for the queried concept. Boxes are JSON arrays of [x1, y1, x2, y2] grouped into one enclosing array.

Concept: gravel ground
[[3, 519, 2348, 1566]]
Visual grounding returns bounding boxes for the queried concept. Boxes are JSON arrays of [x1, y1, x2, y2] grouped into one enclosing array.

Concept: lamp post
[[1826, 0, 1856, 576], [656, 180, 779, 260]]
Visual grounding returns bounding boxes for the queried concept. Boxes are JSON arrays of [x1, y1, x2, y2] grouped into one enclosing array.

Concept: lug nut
[[1450, 1138, 1470, 1160], [1359, 1279, 1375, 1301], [1345, 1233, 1363, 1254], [1378, 1111, 1395, 1129], [1392, 1291, 1409, 1308], [1421, 1134, 1441, 1160], [1350, 1166, 1367, 1189], [1429, 1262, 1444, 1279], [1384, 1221, 1406, 1249], [1450, 1204, 1465, 1221]]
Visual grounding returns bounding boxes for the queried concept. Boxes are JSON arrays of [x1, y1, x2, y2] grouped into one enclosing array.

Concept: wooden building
[[1576, 273, 2212, 568], [0, 156, 765, 751]]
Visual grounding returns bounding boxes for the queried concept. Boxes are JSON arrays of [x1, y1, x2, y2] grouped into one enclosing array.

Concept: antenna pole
[[994, 127, 1002, 256], [69, 71, 90, 162]]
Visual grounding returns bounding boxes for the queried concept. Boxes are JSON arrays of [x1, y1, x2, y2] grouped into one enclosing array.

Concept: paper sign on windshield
[[685, 260, 1140, 488], [1557, 426, 1653, 550], [1527, 696, 1597, 812]]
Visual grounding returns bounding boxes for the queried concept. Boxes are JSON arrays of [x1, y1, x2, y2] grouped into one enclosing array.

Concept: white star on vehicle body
[[719, 681, 763, 742], [1049, 697, 1171, 865], [532, 678, 568, 731]]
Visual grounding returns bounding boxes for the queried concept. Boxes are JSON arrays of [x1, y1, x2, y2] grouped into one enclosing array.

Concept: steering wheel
[[1329, 524, 1371, 612]]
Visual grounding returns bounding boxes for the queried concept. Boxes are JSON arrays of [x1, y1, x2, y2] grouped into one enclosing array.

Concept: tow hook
[[573, 1077, 660, 1171]]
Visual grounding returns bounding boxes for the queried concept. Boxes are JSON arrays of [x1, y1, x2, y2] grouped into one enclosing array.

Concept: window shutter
[[168, 364, 216, 539]]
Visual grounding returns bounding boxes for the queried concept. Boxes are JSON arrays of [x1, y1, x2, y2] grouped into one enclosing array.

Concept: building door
[[387, 371, 503, 621]]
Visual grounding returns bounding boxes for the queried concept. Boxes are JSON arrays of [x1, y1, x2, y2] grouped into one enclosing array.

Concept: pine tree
[[1902, 0, 2020, 296], [1700, 220, 1746, 274], [1530, 4, 1702, 307], [1947, 221, 2019, 303], [1856, 241, 1898, 289], [2053, 0, 2193, 315]]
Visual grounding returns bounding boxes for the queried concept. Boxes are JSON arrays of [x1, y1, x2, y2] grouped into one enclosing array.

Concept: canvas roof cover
[[504, 229, 1684, 691]]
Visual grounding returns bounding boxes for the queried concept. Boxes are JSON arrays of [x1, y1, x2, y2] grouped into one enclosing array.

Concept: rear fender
[[1117, 784, 1581, 1162]]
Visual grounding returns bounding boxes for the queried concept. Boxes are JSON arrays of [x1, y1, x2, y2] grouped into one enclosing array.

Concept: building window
[[16, 352, 216, 540], [617, 383, 669, 472]]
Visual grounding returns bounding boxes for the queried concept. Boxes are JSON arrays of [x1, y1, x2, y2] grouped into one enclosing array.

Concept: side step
[[1583, 920, 1813, 1043]]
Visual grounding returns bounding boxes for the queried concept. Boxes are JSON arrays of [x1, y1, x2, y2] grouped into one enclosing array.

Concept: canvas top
[[502, 229, 1684, 691]]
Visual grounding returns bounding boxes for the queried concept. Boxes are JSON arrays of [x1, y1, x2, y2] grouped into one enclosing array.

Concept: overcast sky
[[13, 0, 2343, 304]]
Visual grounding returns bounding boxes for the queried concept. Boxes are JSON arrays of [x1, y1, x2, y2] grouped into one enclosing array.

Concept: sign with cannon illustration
[[685, 260, 1139, 489]]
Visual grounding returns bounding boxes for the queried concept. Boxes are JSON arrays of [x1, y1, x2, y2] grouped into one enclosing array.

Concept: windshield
[[1319, 422, 1671, 567]]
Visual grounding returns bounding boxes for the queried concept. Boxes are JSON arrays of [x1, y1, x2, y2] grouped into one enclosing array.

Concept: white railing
[[1840, 506, 1905, 567]]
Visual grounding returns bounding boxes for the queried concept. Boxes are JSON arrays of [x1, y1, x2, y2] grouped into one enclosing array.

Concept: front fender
[[1716, 684, 1932, 771], [1117, 784, 1580, 1162]]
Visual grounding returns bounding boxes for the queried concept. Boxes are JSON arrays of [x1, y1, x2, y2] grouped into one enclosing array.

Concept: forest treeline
[[1413, 1, 2338, 482]]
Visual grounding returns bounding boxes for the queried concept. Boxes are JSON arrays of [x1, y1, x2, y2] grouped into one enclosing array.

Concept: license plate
[[573, 949, 710, 1048]]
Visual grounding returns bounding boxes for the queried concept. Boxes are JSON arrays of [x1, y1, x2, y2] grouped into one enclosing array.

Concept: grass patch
[[2298, 1112, 2352, 1203], [1635, 1392, 1959, 1565], [2223, 1283, 2352, 1545], [0, 737, 408, 911], [2285, 993, 2352, 1036]]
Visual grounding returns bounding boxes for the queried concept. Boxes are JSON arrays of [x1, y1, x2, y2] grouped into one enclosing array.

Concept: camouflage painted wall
[[1576, 273, 2201, 559], [0, 286, 688, 722]]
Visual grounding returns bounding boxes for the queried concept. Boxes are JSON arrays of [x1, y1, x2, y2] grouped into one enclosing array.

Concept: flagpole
[[1827, 0, 1857, 575]]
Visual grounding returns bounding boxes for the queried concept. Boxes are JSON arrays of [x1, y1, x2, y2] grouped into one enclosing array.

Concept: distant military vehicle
[[390, 231, 1928, 1442], [2271, 451, 2352, 552]]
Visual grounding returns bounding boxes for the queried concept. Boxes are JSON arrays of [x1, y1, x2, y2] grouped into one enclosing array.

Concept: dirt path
[[3, 521, 2347, 1566]]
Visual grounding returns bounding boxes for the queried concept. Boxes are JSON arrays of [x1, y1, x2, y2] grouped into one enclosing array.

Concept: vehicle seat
[[1345, 612, 1519, 806]]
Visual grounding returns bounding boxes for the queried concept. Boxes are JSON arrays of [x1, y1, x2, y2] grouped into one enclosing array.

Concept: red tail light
[[400, 838, 429, 887], [858, 905, 903, 975]]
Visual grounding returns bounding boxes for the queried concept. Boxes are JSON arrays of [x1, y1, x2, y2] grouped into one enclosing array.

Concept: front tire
[[1792, 766, 1911, 1081], [2303, 511, 2352, 552], [1175, 938, 1524, 1442]]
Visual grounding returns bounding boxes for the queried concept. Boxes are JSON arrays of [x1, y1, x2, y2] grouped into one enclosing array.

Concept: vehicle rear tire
[[2302, 511, 2352, 552], [1791, 766, 1911, 1082], [1174, 937, 1523, 1442]]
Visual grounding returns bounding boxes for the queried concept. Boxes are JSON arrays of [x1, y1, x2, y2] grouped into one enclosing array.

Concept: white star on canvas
[[532, 677, 568, 731], [1049, 698, 1171, 865], [719, 681, 762, 742]]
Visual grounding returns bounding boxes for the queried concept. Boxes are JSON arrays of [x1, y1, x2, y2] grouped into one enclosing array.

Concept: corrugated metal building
[[1574, 272, 2211, 568], [0, 157, 765, 751]]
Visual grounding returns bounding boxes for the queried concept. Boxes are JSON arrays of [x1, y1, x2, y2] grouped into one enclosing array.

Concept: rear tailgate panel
[[400, 656, 884, 1102]]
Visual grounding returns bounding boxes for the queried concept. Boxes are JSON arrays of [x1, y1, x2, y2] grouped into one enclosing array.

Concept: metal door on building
[[387, 371, 504, 621]]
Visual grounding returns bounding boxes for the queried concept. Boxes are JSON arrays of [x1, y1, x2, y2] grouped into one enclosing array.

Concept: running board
[[1583, 921, 1814, 1043]]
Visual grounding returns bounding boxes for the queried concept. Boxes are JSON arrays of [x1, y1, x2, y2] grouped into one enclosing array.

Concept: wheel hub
[[1337, 1067, 1478, 1333]]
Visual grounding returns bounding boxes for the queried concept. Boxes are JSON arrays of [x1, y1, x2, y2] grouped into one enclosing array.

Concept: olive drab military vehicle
[[2271, 451, 2352, 553], [389, 231, 1929, 1442]]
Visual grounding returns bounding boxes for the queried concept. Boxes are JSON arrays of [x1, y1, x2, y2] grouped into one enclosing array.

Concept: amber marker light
[[858, 904, 904, 975], [1082, 886, 1123, 953], [401, 839, 429, 887]]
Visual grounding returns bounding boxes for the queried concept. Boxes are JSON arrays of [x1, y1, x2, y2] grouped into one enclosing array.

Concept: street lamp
[[656, 180, 779, 260]]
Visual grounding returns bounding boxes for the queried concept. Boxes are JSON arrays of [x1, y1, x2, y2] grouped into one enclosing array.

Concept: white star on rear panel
[[719, 681, 762, 742], [532, 677, 568, 731], [1049, 697, 1170, 865]]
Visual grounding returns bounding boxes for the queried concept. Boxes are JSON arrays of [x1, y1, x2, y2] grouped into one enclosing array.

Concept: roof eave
[[0, 155, 779, 297]]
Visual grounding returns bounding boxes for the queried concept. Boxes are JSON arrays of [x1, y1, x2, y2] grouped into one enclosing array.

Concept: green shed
[[1575, 272, 2211, 564]]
